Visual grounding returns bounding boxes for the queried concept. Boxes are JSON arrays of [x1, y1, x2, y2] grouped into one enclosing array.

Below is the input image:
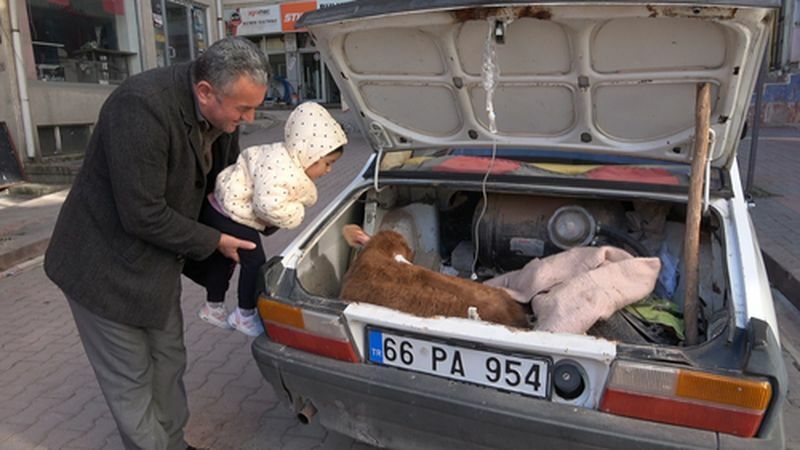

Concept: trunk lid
[[300, 0, 777, 168]]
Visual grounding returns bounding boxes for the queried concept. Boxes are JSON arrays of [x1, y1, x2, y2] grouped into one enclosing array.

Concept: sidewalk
[[738, 128, 800, 308]]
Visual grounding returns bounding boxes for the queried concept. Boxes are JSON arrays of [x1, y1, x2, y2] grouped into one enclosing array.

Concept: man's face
[[195, 76, 267, 133]]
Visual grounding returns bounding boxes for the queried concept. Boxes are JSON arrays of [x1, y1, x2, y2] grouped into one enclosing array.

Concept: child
[[194, 102, 348, 336]]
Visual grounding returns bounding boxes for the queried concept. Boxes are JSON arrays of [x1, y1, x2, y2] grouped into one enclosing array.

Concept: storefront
[[0, 0, 222, 164], [223, 0, 351, 105], [151, 0, 211, 66]]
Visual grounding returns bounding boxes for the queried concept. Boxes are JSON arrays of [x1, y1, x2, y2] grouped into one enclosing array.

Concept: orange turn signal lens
[[258, 296, 304, 329], [676, 370, 772, 410]]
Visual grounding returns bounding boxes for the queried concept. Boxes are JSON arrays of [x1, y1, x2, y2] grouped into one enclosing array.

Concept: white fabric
[[215, 102, 347, 230]]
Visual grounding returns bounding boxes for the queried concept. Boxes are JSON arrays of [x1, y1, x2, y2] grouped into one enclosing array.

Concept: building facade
[[222, 0, 351, 106], [0, 0, 226, 171]]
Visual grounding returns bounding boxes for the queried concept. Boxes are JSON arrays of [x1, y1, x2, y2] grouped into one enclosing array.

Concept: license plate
[[366, 327, 551, 398]]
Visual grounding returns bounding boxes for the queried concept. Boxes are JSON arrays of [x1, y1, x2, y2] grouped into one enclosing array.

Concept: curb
[[762, 249, 800, 311], [0, 238, 49, 273], [0, 189, 67, 273]]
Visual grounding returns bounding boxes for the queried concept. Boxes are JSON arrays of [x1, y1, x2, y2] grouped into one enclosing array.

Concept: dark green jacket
[[45, 62, 240, 329]]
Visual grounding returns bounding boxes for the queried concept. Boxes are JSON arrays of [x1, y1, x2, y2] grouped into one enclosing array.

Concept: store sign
[[223, 0, 353, 36], [224, 5, 281, 37], [317, 0, 353, 8], [280, 1, 317, 32]]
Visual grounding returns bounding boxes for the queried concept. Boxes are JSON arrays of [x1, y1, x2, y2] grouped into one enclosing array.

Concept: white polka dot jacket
[[214, 102, 348, 230]]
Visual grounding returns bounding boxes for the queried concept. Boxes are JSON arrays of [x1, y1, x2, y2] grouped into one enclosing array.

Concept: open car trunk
[[298, 184, 728, 346], [288, 177, 729, 406]]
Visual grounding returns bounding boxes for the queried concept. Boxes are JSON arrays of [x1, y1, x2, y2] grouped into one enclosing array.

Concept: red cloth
[[434, 156, 520, 174], [586, 166, 680, 185]]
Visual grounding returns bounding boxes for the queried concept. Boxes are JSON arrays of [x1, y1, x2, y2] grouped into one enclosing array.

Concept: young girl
[[192, 102, 348, 336]]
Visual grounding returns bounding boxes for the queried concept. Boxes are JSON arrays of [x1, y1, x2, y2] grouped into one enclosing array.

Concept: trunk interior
[[294, 184, 729, 347]]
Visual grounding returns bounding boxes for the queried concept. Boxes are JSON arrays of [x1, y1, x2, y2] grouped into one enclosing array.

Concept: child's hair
[[327, 145, 344, 158]]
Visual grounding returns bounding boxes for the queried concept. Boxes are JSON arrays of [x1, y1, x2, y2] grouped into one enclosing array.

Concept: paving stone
[[203, 341, 243, 363], [4, 396, 65, 426], [20, 412, 70, 447], [184, 360, 226, 390], [211, 347, 255, 375], [0, 351, 31, 374], [101, 433, 124, 450], [0, 361, 46, 386], [194, 372, 239, 399], [35, 427, 84, 450], [59, 398, 109, 432], [0, 423, 29, 446], [230, 361, 268, 389], [64, 416, 117, 449], [51, 387, 102, 416]]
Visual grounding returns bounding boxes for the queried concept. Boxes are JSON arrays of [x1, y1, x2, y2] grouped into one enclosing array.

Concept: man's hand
[[217, 233, 257, 263]]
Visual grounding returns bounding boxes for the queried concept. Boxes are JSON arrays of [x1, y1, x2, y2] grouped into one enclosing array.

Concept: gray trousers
[[68, 297, 189, 450]]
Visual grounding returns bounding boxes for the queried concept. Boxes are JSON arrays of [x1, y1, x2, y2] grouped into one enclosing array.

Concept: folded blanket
[[485, 246, 661, 334]]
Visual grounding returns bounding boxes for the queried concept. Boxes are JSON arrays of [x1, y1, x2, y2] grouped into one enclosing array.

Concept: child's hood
[[284, 102, 348, 169]]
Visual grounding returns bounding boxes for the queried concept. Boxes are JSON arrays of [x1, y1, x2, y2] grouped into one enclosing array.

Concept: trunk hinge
[[363, 192, 380, 237], [369, 122, 392, 193]]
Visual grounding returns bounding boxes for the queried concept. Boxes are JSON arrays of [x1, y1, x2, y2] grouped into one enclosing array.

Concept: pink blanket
[[485, 246, 661, 334]]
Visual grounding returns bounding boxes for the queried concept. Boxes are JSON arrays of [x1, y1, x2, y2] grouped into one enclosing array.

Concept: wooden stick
[[683, 82, 711, 346]]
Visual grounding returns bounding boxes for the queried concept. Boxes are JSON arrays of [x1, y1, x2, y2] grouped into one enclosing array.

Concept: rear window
[[380, 148, 727, 193]]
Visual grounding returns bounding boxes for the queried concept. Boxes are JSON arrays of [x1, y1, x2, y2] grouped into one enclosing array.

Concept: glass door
[[166, 1, 192, 64], [153, 0, 206, 65], [152, 0, 168, 67], [191, 6, 208, 56], [301, 51, 323, 102]]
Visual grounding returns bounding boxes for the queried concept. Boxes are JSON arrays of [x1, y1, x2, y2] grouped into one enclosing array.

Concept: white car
[[252, 1, 788, 448]]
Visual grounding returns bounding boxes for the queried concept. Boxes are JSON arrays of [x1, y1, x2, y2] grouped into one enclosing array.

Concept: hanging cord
[[471, 16, 508, 280], [373, 142, 385, 193]]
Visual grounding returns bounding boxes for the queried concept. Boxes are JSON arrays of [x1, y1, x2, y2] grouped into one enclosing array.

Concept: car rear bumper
[[252, 335, 733, 450]]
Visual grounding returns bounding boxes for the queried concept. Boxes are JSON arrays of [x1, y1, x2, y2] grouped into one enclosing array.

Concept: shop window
[[37, 124, 91, 157], [28, 0, 142, 84], [265, 36, 284, 51], [296, 32, 316, 49], [152, 0, 208, 66], [301, 52, 322, 101]]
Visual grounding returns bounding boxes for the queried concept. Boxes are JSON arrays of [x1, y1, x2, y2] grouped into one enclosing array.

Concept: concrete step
[[0, 189, 68, 271], [24, 159, 82, 185]]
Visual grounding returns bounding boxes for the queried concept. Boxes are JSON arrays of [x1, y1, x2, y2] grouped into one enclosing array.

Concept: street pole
[[745, 51, 768, 199]]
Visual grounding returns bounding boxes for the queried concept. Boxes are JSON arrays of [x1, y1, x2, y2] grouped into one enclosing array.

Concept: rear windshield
[[380, 147, 727, 194]]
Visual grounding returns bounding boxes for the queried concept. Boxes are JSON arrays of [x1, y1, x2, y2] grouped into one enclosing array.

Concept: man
[[44, 37, 268, 449]]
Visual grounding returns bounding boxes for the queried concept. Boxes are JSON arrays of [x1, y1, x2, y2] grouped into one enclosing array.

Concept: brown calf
[[340, 230, 529, 328]]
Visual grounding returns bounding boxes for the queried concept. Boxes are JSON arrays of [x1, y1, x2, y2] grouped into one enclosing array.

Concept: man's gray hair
[[194, 37, 270, 94]]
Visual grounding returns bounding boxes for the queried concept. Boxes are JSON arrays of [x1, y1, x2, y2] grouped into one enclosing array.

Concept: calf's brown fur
[[340, 230, 529, 328]]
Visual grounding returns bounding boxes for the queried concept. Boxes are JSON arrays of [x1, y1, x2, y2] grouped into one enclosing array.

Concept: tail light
[[258, 295, 359, 362], [600, 361, 772, 437]]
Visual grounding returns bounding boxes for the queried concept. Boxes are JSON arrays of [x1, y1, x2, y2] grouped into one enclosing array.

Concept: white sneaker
[[227, 308, 264, 337], [199, 303, 233, 329]]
